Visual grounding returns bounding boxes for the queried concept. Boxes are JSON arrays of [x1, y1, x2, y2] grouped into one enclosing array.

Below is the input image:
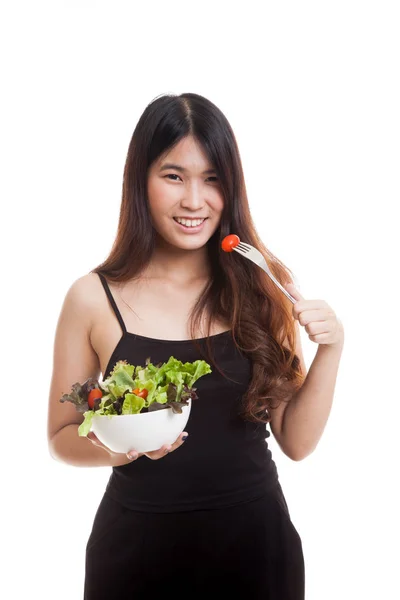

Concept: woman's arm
[[281, 332, 344, 460], [47, 275, 131, 468], [49, 423, 131, 467]]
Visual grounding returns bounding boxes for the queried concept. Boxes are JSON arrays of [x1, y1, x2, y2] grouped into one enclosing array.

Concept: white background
[[1, 1, 399, 598]]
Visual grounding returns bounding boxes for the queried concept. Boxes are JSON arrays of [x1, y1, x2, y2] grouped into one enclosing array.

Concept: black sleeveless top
[[98, 273, 279, 512]]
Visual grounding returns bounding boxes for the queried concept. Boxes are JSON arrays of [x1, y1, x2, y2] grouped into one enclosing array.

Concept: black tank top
[[98, 273, 279, 512]]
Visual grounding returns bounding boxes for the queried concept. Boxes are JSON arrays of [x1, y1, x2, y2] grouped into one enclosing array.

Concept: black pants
[[84, 485, 305, 599]]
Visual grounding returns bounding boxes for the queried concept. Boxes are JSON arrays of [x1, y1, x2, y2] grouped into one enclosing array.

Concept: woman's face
[[147, 136, 224, 250]]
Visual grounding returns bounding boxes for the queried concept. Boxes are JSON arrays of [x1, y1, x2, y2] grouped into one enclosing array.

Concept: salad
[[60, 356, 212, 437]]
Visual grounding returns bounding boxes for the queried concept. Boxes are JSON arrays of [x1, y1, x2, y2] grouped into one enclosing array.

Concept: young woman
[[47, 92, 344, 599]]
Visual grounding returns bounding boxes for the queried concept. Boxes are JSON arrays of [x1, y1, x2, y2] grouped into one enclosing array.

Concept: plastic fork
[[233, 241, 297, 304]]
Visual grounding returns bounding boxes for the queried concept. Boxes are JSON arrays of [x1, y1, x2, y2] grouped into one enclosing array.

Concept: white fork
[[233, 241, 297, 304]]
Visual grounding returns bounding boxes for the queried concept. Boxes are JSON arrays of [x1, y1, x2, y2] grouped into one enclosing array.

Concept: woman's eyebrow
[[159, 163, 216, 174]]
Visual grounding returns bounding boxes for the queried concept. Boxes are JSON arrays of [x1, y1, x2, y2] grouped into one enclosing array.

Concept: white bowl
[[90, 400, 192, 454]]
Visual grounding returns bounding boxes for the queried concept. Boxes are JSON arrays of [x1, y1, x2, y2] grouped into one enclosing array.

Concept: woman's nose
[[180, 185, 206, 210]]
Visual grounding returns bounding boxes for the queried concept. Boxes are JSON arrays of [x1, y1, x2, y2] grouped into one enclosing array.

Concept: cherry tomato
[[133, 387, 148, 399], [88, 388, 103, 409], [221, 234, 240, 252]]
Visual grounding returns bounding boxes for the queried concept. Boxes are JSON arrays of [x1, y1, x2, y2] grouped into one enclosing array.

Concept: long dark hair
[[91, 92, 305, 423]]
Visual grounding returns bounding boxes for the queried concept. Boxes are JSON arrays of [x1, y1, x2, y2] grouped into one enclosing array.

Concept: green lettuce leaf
[[78, 411, 95, 436], [122, 394, 146, 415]]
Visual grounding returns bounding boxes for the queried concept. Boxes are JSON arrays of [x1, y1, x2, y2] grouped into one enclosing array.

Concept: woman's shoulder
[[65, 272, 105, 315]]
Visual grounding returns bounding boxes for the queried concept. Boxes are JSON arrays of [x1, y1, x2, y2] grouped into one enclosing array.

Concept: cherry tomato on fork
[[87, 387, 103, 409], [133, 388, 149, 399], [221, 234, 240, 252]]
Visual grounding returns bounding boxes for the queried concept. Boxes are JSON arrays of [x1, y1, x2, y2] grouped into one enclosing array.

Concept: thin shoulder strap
[[97, 273, 127, 335]]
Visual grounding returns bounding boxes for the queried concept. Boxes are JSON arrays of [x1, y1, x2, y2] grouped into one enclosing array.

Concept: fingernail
[[164, 448, 170, 454], [127, 452, 138, 460], [182, 435, 188, 441]]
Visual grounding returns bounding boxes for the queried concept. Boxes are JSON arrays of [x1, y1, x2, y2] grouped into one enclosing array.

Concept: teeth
[[175, 218, 205, 227]]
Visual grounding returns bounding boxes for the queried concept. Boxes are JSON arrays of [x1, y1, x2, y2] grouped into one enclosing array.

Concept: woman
[[47, 92, 344, 599]]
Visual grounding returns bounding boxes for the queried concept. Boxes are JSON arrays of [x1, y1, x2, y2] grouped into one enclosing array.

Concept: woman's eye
[[165, 174, 218, 182]]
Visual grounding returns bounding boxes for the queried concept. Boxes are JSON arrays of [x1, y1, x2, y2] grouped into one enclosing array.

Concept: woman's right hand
[[86, 431, 188, 465]]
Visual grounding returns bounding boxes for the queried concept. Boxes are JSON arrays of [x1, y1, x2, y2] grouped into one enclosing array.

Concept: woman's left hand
[[284, 283, 344, 349]]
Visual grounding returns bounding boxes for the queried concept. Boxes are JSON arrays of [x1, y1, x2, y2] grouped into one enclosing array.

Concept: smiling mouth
[[173, 217, 208, 228]]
